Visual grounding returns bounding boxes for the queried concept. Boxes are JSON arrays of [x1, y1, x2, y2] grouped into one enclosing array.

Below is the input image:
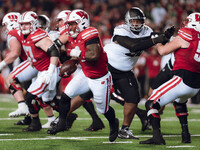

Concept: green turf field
[[0, 94, 199, 150]]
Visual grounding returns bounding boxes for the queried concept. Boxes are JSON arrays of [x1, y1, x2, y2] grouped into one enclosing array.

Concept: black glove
[[150, 32, 163, 38], [152, 34, 169, 45], [164, 26, 175, 39]]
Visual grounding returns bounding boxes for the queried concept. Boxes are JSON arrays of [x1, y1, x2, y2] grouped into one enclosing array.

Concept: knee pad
[[37, 98, 49, 108], [9, 80, 23, 95], [173, 101, 188, 117], [145, 100, 161, 118], [25, 92, 40, 114]]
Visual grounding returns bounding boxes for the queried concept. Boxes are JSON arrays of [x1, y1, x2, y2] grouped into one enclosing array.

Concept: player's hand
[[164, 26, 175, 39]]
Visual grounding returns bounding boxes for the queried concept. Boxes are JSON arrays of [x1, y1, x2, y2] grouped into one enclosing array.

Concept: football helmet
[[184, 13, 200, 32], [2, 12, 20, 32], [125, 7, 146, 32], [56, 10, 71, 23], [38, 15, 50, 32], [18, 11, 38, 35], [67, 9, 90, 38]]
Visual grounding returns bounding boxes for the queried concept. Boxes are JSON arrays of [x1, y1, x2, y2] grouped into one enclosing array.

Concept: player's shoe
[[109, 118, 119, 142], [140, 130, 165, 145], [14, 115, 32, 125], [182, 132, 191, 143], [9, 106, 29, 117], [66, 113, 78, 130], [118, 127, 139, 139], [84, 119, 105, 131], [22, 117, 42, 132], [47, 118, 66, 135]]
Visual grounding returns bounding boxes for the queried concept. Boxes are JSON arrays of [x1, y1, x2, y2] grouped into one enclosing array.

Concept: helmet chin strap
[[22, 29, 31, 35], [69, 31, 79, 38]]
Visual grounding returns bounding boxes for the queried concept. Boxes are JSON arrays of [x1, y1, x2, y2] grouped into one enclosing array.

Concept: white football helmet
[[67, 9, 90, 38], [125, 7, 146, 32], [185, 13, 200, 32], [38, 15, 50, 32], [18, 11, 38, 35], [56, 10, 71, 23], [2, 12, 20, 32]]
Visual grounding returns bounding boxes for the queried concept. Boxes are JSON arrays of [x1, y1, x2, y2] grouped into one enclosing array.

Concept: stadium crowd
[[0, 0, 200, 145]]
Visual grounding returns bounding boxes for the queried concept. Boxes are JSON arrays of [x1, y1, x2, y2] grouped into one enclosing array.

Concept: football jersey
[[21, 28, 51, 71], [66, 27, 108, 79], [48, 30, 60, 41], [7, 29, 27, 61], [173, 28, 200, 73], [104, 24, 153, 71]]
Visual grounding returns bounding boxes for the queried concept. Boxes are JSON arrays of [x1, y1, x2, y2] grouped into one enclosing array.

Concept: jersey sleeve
[[177, 28, 196, 41], [81, 27, 99, 42], [31, 29, 49, 43], [113, 25, 130, 36], [59, 24, 69, 35]]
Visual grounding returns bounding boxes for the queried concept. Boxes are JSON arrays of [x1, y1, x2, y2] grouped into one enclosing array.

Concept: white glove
[[0, 61, 6, 71], [70, 46, 81, 58], [41, 64, 56, 84]]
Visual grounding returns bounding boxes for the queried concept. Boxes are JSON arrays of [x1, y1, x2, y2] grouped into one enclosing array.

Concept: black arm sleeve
[[113, 35, 154, 52]]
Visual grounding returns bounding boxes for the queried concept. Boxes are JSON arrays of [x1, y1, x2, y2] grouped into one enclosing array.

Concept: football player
[[18, 11, 60, 131], [140, 12, 200, 145], [47, 9, 119, 142], [104, 7, 173, 139]]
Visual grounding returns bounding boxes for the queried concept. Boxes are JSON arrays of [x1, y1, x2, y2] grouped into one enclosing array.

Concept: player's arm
[[0, 38, 21, 70], [35, 37, 59, 66], [70, 37, 100, 61], [156, 35, 189, 55]]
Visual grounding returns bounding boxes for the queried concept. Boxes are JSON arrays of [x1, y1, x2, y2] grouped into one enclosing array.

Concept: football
[[60, 59, 78, 78]]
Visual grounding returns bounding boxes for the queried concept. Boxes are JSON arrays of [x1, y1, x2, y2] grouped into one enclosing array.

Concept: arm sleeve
[[113, 35, 155, 52]]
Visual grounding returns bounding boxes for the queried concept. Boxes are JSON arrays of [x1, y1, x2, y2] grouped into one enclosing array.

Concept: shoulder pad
[[31, 28, 48, 42], [114, 24, 131, 36], [80, 27, 99, 41], [178, 27, 199, 41]]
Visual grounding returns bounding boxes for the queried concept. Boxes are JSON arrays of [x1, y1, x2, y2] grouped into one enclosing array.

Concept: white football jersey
[[104, 24, 153, 71]]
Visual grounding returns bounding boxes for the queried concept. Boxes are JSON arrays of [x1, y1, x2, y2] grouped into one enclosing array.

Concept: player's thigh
[[64, 70, 89, 98], [89, 72, 112, 114]]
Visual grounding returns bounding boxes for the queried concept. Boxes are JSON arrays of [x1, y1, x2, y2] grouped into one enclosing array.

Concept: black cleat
[[182, 132, 191, 143], [140, 136, 165, 145], [84, 119, 105, 131], [22, 118, 41, 132], [109, 118, 119, 142], [47, 119, 66, 135], [66, 113, 78, 130], [14, 115, 32, 125]]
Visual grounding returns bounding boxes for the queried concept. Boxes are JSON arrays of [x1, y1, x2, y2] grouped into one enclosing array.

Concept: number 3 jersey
[[20, 28, 51, 71], [104, 24, 153, 72]]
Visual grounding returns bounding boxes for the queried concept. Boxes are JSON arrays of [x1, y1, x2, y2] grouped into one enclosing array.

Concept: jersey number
[[23, 45, 37, 63]]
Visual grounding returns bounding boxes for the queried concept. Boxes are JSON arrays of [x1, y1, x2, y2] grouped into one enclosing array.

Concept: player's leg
[[89, 72, 119, 142]]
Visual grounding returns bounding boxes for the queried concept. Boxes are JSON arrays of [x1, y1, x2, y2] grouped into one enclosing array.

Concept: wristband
[[48, 64, 56, 73]]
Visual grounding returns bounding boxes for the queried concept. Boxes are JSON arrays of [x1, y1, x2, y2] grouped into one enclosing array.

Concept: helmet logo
[[7, 15, 18, 22], [76, 11, 88, 19], [31, 14, 38, 20], [195, 14, 200, 22]]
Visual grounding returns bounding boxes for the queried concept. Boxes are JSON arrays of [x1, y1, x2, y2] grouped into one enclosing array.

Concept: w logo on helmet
[[76, 11, 88, 19], [8, 15, 18, 22], [31, 14, 38, 19]]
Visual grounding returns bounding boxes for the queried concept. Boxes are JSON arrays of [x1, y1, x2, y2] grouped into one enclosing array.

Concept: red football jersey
[[173, 28, 200, 73], [7, 29, 27, 61], [66, 27, 108, 78], [20, 28, 50, 71]]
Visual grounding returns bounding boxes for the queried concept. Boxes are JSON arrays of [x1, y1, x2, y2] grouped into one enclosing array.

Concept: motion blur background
[[0, 0, 199, 103]]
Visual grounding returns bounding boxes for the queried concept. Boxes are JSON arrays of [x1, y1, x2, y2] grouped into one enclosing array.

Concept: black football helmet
[[38, 15, 50, 32], [125, 7, 146, 32]]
